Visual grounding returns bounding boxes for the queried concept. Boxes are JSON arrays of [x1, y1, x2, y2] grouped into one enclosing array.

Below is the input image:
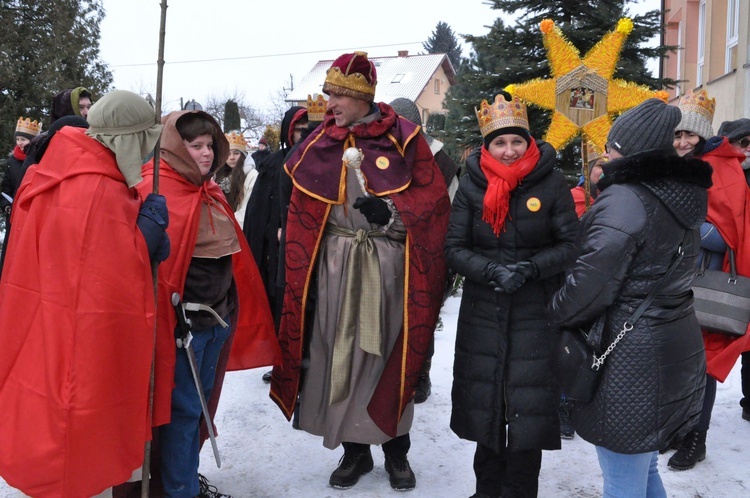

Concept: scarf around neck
[[12, 145, 26, 162], [479, 139, 540, 235]]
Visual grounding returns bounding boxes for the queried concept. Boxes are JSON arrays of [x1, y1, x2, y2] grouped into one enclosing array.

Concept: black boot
[[384, 452, 416, 490], [329, 444, 373, 489], [668, 430, 707, 471], [414, 372, 431, 404]]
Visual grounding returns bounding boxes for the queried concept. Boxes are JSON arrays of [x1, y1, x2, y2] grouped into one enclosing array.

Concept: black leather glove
[[507, 261, 538, 280], [486, 262, 526, 294], [353, 196, 391, 225], [137, 193, 170, 263]]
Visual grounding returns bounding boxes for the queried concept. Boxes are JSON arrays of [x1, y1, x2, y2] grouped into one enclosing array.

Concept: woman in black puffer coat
[[446, 94, 578, 498], [549, 99, 710, 498]]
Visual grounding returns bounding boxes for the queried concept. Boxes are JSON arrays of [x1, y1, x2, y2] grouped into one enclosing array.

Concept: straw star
[[505, 18, 668, 153]]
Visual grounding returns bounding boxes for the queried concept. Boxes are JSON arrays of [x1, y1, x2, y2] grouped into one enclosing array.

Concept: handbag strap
[[592, 229, 692, 370]]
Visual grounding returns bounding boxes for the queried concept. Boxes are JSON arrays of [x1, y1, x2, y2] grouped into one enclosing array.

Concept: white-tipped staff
[[343, 147, 368, 196]]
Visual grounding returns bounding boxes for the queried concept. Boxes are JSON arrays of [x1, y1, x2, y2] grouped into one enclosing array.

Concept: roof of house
[[285, 52, 457, 104]]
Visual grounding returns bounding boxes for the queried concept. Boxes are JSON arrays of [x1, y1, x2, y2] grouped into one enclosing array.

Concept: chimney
[[398, 50, 409, 57]]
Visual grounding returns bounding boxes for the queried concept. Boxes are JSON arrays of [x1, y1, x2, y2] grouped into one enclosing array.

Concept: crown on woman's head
[[15, 117, 42, 136], [678, 89, 716, 121], [225, 131, 247, 152], [306, 93, 328, 122], [475, 94, 529, 138]]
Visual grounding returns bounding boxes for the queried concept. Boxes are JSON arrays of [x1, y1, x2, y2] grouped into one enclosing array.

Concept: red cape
[[270, 106, 450, 436], [137, 161, 279, 428], [570, 185, 594, 217], [0, 127, 155, 497], [702, 139, 750, 381]]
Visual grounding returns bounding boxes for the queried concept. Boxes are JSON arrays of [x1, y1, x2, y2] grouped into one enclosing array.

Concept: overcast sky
[[98, 0, 658, 116]]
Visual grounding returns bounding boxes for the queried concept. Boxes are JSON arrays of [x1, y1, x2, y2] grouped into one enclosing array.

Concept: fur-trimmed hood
[[599, 151, 712, 229]]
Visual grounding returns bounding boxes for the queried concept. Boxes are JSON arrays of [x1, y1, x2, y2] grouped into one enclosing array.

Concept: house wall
[[664, 0, 750, 124], [414, 64, 452, 126]]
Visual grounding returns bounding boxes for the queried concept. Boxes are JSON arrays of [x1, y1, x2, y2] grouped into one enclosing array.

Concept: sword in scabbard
[[171, 292, 222, 468]]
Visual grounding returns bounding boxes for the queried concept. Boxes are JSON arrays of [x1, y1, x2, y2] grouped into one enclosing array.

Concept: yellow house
[[285, 51, 457, 126], [663, 0, 749, 124]]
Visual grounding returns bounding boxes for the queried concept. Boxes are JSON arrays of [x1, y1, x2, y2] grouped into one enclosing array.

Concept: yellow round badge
[[526, 197, 541, 212], [376, 156, 390, 170]]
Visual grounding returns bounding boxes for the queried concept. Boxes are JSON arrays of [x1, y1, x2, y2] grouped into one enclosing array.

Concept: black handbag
[[553, 230, 691, 403], [692, 249, 750, 337], [553, 316, 605, 403]]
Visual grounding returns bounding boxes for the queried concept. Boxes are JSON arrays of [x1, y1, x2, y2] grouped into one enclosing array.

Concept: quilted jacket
[[446, 142, 578, 452], [549, 151, 712, 453]]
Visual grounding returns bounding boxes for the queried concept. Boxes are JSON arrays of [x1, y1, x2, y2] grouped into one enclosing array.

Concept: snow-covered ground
[[2, 294, 748, 497]]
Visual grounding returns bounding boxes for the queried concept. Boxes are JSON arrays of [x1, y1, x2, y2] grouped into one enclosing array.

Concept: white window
[[676, 21, 683, 96], [392, 74, 405, 83], [726, 0, 740, 73], [434, 78, 441, 94], [697, 0, 706, 85]]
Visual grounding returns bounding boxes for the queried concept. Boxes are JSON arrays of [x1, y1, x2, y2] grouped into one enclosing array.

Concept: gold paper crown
[[15, 117, 42, 136], [323, 52, 376, 101], [678, 89, 716, 121], [475, 95, 529, 138], [225, 131, 247, 152], [306, 93, 328, 122]]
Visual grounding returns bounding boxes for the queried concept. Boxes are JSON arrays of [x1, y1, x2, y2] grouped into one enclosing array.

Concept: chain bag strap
[[591, 229, 691, 371]]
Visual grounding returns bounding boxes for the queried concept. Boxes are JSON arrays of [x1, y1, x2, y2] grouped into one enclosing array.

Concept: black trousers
[[342, 433, 410, 458], [741, 352, 750, 409], [473, 442, 542, 498]]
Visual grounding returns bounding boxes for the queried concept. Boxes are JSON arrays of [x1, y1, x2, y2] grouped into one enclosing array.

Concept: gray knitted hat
[[389, 97, 434, 145], [607, 98, 681, 157], [675, 89, 715, 140]]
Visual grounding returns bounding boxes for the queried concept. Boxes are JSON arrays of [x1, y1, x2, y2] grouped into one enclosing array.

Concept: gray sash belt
[[326, 224, 387, 405]]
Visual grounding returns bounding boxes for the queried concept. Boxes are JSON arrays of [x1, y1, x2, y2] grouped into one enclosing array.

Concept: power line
[[112, 41, 424, 68]]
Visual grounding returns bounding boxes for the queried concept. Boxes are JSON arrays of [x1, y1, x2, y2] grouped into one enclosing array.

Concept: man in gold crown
[[446, 93, 577, 498], [270, 51, 450, 491]]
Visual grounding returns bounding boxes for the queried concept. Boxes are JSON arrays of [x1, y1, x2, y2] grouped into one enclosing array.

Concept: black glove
[[507, 261, 538, 280], [486, 262, 526, 294], [353, 196, 391, 225], [137, 193, 170, 263]]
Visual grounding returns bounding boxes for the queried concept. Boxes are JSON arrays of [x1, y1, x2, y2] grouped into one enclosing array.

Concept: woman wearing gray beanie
[[549, 98, 712, 497]]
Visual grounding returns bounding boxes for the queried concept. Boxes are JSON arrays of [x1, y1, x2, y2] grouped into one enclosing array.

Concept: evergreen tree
[[423, 21, 463, 72], [223, 99, 241, 132], [442, 0, 673, 177], [0, 0, 112, 147]]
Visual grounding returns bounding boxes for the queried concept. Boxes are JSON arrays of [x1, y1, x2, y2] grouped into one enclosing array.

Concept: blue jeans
[[160, 319, 231, 497], [596, 446, 666, 498]]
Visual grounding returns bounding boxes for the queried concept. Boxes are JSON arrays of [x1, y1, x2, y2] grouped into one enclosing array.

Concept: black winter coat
[[549, 151, 711, 454], [446, 141, 578, 452]]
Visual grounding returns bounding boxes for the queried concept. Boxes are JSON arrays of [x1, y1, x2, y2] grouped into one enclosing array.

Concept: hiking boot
[[743, 407, 750, 421], [329, 448, 374, 489], [668, 430, 706, 471], [261, 370, 272, 383], [414, 373, 431, 404], [559, 395, 575, 439], [384, 453, 416, 491], [197, 474, 231, 498]]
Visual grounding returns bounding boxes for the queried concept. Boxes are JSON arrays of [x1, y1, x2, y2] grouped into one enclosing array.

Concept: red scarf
[[479, 139, 540, 235], [13, 145, 26, 162]]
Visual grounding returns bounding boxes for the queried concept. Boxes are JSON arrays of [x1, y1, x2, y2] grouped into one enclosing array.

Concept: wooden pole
[[142, 1, 168, 496]]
